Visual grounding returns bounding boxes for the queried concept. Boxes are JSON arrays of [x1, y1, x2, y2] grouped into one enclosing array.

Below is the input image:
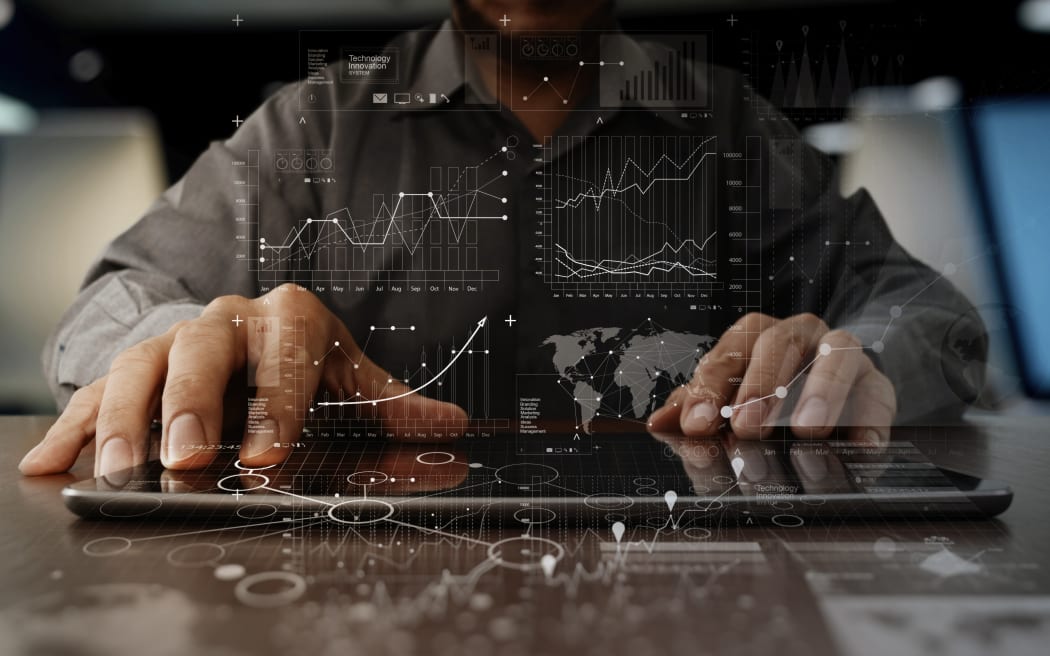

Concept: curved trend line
[[314, 316, 487, 407]]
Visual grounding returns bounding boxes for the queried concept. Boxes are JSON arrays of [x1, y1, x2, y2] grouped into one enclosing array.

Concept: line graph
[[540, 135, 720, 294], [237, 145, 514, 293], [314, 317, 487, 408], [300, 314, 506, 436]]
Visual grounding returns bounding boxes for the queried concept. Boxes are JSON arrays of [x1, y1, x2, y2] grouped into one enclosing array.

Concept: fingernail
[[795, 397, 828, 429], [736, 398, 768, 428], [99, 437, 132, 476], [167, 413, 205, 464], [244, 419, 278, 458], [684, 402, 718, 431], [862, 428, 888, 448]]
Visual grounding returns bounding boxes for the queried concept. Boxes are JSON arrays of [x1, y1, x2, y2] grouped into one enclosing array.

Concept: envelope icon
[[372, 92, 388, 104]]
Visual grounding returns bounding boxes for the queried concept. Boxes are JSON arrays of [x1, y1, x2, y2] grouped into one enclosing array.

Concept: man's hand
[[647, 312, 896, 445], [19, 284, 467, 477]]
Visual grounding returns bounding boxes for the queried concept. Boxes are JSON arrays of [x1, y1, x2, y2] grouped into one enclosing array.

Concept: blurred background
[[1, 0, 1048, 413]]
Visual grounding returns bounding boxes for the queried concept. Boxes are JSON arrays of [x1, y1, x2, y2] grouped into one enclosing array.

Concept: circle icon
[[327, 499, 395, 525], [487, 536, 565, 572], [494, 463, 558, 485]]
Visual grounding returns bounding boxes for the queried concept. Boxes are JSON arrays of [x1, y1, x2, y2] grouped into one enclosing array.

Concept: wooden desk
[[1, 414, 1048, 656]]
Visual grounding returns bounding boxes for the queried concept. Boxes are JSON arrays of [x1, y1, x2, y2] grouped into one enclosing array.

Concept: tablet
[[63, 430, 1012, 524]]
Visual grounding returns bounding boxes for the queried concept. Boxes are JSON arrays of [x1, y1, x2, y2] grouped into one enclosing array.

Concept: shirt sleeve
[[719, 68, 987, 422], [42, 85, 312, 410]]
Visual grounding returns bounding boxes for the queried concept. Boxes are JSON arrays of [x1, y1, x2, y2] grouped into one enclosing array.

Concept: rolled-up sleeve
[[42, 85, 309, 409]]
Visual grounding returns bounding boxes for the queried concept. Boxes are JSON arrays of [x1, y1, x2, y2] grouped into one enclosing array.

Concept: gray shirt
[[44, 21, 985, 423]]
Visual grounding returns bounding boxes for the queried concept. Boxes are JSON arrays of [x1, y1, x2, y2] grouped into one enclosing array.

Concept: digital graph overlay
[[297, 315, 507, 437], [541, 135, 718, 294], [539, 135, 760, 304], [739, 21, 920, 118], [234, 146, 513, 292]]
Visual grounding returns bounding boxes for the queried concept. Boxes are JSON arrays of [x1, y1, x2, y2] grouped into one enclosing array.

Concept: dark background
[[2, 0, 1047, 182]]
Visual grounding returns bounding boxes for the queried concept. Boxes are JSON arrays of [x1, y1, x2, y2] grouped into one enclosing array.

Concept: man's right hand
[[19, 284, 468, 477]]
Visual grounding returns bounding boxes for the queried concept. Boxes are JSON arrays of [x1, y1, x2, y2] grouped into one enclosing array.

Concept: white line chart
[[552, 138, 715, 211], [292, 313, 498, 426], [553, 235, 717, 279], [235, 143, 515, 290], [314, 317, 488, 408], [261, 193, 508, 261], [541, 135, 721, 292], [517, 59, 624, 106]]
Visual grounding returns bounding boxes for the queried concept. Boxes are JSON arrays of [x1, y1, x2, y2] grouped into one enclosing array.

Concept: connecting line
[[316, 316, 487, 407], [681, 482, 740, 513], [268, 199, 507, 256], [542, 480, 589, 497], [388, 480, 495, 505], [720, 340, 873, 415], [220, 519, 329, 547], [129, 515, 317, 543], [553, 236, 718, 279], [260, 486, 336, 507], [521, 61, 618, 104], [554, 142, 716, 209], [383, 518, 494, 547]]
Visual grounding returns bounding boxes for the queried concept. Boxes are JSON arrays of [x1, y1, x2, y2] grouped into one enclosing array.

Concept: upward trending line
[[553, 136, 716, 210], [315, 317, 488, 407]]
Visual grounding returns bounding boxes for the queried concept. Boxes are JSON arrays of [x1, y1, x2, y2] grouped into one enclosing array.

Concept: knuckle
[[733, 312, 770, 332], [67, 383, 100, 412], [695, 350, 736, 377], [162, 371, 213, 405], [798, 312, 826, 329], [167, 319, 193, 335], [171, 321, 232, 361], [204, 294, 244, 313], [825, 329, 862, 349], [755, 324, 805, 362], [268, 284, 321, 313], [812, 362, 856, 389], [109, 341, 164, 374]]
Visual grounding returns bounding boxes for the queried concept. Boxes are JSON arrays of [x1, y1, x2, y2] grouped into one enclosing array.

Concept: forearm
[[43, 269, 205, 410]]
